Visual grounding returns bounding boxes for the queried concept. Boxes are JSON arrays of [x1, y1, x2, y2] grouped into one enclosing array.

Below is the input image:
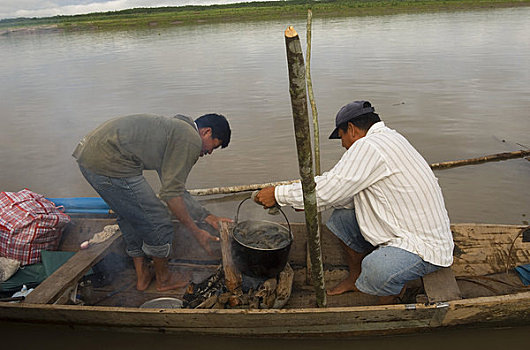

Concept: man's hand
[[254, 186, 277, 208], [192, 228, 219, 256], [204, 214, 233, 231]]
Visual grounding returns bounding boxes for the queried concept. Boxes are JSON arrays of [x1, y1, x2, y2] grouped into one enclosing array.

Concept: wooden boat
[[0, 214, 528, 337]]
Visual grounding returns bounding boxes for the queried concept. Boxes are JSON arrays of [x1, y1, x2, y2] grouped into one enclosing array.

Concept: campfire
[[182, 221, 294, 309], [182, 263, 293, 309]]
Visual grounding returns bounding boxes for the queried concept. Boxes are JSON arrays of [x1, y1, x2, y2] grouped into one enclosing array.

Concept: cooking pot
[[231, 197, 293, 278]]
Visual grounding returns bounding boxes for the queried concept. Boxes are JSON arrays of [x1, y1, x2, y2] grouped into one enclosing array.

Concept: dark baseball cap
[[329, 100, 375, 139]]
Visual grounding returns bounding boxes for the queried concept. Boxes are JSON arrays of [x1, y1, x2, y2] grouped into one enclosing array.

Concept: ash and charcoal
[[233, 221, 290, 250]]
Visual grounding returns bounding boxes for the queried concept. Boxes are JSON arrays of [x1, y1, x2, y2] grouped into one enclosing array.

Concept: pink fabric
[[0, 189, 70, 265]]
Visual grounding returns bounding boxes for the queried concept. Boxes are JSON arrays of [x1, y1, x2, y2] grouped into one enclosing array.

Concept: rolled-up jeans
[[326, 208, 441, 296], [79, 165, 173, 258]]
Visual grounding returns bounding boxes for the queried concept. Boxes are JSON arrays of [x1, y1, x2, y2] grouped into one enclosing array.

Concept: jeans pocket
[[80, 166, 114, 191], [93, 176, 113, 191]]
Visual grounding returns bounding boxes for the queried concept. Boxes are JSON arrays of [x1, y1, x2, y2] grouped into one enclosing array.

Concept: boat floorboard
[[78, 263, 527, 309]]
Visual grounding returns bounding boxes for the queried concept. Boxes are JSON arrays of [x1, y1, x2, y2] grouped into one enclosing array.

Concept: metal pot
[[139, 297, 183, 309], [231, 198, 293, 278]]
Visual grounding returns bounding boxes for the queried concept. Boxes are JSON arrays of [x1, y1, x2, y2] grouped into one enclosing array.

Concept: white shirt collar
[[366, 121, 386, 136]]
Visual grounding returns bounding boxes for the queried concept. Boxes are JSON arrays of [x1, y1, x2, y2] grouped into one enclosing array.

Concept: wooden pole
[[306, 9, 321, 177], [285, 25, 326, 307], [189, 150, 530, 196], [429, 150, 530, 170], [305, 9, 321, 285], [190, 180, 298, 196]]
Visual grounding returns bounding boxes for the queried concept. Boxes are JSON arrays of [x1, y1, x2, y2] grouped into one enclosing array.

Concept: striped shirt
[[275, 121, 453, 267]]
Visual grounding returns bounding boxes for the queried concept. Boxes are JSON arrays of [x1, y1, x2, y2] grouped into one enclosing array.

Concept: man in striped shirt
[[255, 100, 453, 304]]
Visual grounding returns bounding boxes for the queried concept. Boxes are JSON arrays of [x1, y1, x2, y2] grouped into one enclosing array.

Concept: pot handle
[[235, 196, 291, 234]]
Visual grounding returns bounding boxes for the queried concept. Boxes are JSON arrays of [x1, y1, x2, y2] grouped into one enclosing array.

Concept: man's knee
[[356, 247, 425, 296], [356, 254, 403, 296], [142, 242, 171, 258], [327, 209, 374, 254]]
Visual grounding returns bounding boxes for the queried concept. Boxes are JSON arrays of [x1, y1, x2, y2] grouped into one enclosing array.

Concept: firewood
[[212, 301, 226, 309], [217, 292, 231, 304], [274, 263, 294, 309], [249, 295, 260, 309], [196, 295, 218, 309], [240, 293, 250, 305], [219, 222, 242, 293], [228, 295, 242, 307], [255, 278, 277, 298], [263, 292, 277, 309]]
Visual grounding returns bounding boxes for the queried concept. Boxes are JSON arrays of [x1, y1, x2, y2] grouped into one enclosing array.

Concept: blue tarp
[[47, 197, 110, 214], [515, 264, 530, 286]]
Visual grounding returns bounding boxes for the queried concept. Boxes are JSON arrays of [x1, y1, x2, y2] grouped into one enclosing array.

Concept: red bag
[[0, 189, 70, 265]]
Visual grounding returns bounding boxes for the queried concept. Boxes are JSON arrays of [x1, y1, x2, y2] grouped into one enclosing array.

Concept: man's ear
[[199, 127, 212, 137], [347, 122, 356, 137]]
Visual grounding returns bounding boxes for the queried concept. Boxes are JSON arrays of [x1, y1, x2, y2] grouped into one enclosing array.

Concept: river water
[[0, 6, 529, 346]]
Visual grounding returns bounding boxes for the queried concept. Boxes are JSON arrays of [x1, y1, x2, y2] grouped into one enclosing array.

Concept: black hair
[[337, 112, 381, 134], [195, 113, 231, 148]]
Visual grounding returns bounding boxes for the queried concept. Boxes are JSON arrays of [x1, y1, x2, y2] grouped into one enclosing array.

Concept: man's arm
[[181, 191, 232, 231], [181, 190, 211, 222], [258, 142, 389, 210], [165, 196, 219, 255]]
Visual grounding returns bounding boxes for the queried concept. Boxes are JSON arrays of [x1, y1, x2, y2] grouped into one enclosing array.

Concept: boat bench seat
[[421, 267, 462, 303]]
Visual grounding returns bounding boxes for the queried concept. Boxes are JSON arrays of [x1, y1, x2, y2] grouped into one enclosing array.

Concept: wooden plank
[[219, 221, 241, 293], [0, 302, 439, 336], [422, 267, 462, 303], [442, 291, 530, 326], [450, 224, 529, 276], [23, 229, 122, 304]]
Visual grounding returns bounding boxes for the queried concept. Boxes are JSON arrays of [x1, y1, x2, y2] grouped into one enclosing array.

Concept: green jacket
[[72, 114, 211, 222]]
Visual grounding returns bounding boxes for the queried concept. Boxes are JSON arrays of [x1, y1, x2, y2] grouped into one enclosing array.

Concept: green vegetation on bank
[[1, 0, 529, 32]]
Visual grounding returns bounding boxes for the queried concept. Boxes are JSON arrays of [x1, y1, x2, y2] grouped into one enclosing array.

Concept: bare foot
[[136, 269, 154, 291], [156, 271, 190, 292], [133, 257, 154, 291], [326, 276, 359, 296]]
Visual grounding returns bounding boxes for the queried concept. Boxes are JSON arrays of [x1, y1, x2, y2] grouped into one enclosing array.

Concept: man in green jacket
[[73, 113, 232, 291]]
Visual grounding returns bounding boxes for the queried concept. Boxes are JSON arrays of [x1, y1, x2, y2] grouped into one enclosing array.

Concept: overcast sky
[[0, 0, 263, 20]]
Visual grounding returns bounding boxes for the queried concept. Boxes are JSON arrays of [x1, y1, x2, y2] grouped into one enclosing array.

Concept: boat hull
[[0, 218, 528, 337]]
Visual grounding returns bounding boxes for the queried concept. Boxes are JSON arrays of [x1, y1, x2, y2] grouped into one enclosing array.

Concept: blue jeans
[[326, 208, 441, 296], [79, 165, 174, 258]]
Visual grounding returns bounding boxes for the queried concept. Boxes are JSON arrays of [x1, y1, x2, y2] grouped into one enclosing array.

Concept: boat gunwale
[[3, 290, 529, 314]]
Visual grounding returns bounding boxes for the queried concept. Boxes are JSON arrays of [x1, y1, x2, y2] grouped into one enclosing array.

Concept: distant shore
[[1, 0, 529, 34]]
